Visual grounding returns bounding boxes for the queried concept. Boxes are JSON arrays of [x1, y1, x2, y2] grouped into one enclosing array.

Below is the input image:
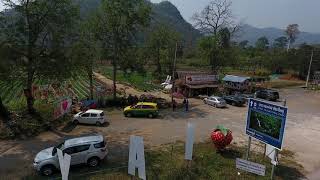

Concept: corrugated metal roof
[[222, 75, 250, 83]]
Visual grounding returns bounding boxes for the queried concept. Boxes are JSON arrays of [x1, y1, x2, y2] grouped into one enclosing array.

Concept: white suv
[[33, 135, 108, 176], [73, 109, 106, 126]]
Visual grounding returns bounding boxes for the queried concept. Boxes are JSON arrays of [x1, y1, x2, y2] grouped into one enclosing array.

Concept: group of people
[[127, 94, 140, 106], [173, 97, 189, 112]]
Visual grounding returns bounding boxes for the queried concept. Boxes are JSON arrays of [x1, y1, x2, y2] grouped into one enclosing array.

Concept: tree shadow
[[219, 148, 242, 159], [276, 164, 306, 180], [60, 122, 110, 133], [161, 107, 209, 120]]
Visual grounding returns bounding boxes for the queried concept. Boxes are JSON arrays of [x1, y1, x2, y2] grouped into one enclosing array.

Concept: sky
[[0, 0, 319, 33], [150, 0, 320, 33]]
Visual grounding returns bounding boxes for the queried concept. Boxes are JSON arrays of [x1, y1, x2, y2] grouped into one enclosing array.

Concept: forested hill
[[149, 1, 201, 46], [237, 24, 320, 46], [76, 0, 202, 46]]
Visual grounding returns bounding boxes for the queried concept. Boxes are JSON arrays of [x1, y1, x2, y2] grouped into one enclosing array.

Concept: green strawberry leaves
[[215, 125, 228, 136]]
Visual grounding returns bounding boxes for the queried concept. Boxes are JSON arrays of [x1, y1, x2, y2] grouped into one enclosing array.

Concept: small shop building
[[175, 71, 219, 97], [222, 75, 251, 94]]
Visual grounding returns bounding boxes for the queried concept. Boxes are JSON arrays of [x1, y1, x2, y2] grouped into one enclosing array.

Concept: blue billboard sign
[[246, 99, 287, 150]]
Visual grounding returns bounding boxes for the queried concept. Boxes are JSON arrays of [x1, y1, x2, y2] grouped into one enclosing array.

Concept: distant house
[[175, 71, 219, 97], [223, 75, 251, 93]]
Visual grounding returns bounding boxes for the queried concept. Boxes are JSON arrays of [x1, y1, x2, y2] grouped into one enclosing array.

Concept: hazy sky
[[151, 0, 320, 33], [0, 0, 319, 33]]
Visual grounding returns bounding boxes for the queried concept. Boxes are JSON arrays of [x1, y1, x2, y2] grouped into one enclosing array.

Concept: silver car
[[73, 109, 107, 126], [33, 135, 108, 176], [203, 96, 227, 108]]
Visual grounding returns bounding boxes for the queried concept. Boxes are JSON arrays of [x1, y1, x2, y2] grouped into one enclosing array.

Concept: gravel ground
[[0, 87, 319, 179]]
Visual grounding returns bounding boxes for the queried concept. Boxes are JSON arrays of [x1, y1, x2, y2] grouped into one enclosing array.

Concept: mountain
[[77, 0, 201, 46], [236, 24, 320, 46], [149, 1, 201, 46]]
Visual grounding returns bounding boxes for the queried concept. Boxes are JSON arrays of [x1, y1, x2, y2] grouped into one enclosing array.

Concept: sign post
[[245, 98, 287, 178], [246, 136, 251, 160], [270, 99, 286, 179]]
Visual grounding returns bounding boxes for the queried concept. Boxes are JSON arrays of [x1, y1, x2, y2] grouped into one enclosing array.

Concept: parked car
[[124, 102, 159, 118], [33, 135, 108, 176], [73, 109, 106, 126], [255, 89, 280, 101], [223, 95, 246, 106], [203, 96, 227, 108], [234, 93, 254, 104]]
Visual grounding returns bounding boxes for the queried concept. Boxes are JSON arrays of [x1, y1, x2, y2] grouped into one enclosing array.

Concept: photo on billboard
[[246, 99, 287, 150], [249, 110, 282, 140]]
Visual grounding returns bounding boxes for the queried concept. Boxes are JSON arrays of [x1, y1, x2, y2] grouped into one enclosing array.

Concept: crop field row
[[0, 75, 105, 109]]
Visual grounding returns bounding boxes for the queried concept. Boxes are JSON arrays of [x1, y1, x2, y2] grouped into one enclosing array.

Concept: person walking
[[183, 97, 189, 112]]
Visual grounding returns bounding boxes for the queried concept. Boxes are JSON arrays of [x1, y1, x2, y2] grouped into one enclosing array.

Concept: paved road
[[0, 87, 319, 179]]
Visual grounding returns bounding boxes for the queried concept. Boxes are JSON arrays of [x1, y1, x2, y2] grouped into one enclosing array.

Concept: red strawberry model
[[211, 125, 233, 151]]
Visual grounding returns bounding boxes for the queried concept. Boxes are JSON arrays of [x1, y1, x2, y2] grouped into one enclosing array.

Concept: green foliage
[[146, 24, 181, 79], [255, 36, 269, 50], [91, 0, 151, 99], [0, 0, 79, 112], [198, 28, 235, 72], [97, 66, 160, 91], [273, 36, 288, 49]]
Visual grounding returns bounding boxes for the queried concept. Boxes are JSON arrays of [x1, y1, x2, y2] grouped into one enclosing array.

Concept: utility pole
[[306, 50, 314, 88], [172, 42, 178, 111]]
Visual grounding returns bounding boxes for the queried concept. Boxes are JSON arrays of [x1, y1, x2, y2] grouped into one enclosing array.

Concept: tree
[[192, 0, 239, 36], [255, 36, 269, 50], [71, 22, 101, 100], [92, 0, 151, 100], [0, 45, 13, 121], [239, 40, 249, 49], [0, 0, 79, 113], [198, 28, 232, 72], [273, 36, 288, 49], [285, 24, 300, 51], [146, 24, 180, 79]]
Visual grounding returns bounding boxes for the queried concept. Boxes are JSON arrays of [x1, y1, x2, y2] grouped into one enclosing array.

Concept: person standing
[[173, 100, 177, 111], [183, 97, 189, 112]]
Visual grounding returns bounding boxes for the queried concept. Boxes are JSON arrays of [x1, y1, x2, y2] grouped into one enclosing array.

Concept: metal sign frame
[[246, 99, 288, 150]]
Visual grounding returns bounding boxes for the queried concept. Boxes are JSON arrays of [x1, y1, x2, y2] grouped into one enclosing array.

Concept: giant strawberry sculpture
[[211, 125, 233, 151]]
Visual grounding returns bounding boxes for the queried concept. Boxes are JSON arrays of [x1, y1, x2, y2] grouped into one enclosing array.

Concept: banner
[[53, 97, 72, 119]]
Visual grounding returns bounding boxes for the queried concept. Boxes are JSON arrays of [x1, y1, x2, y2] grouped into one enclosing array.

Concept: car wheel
[[96, 121, 102, 126], [40, 165, 55, 176], [214, 104, 217, 108], [148, 113, 154, 118], [87, 157, 100, 167], [73, 120, 79, 125], [126, 113, 132, 117]]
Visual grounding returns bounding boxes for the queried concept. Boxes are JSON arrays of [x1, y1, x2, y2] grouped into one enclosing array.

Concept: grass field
[[95, 66, 161, 91], [24, 141, 305, 180]]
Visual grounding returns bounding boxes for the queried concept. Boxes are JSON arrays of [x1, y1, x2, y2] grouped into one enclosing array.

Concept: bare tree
[[285, 24, 300, 51], [192, 0, 238, 36]]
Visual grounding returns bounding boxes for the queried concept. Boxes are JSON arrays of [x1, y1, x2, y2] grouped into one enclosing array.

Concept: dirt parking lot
[[0, 87, 319, 179]]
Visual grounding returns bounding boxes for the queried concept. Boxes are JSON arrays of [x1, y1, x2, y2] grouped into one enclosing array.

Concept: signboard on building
[[185, 75, 219, 85], [246, 99, 287, 150], [236, 158, 266, 176]]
